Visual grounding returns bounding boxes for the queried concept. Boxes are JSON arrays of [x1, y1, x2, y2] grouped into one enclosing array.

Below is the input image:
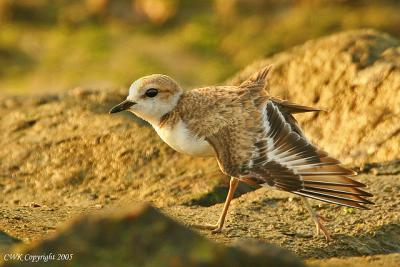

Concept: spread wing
[[206, 100, 373, 209]]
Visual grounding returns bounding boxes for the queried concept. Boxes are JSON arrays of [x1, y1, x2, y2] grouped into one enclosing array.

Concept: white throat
[[153, 119, 214, 157]]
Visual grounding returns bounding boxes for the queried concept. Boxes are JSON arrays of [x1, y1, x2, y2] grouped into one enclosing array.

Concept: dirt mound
[[309, 253, 400, 267], [230, 29, 400, 165], [0, 30, 399, 266], [1, 204, 305, 267]]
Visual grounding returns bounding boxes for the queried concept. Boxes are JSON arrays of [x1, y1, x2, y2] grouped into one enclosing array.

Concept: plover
[[109, 66, 373, 241]]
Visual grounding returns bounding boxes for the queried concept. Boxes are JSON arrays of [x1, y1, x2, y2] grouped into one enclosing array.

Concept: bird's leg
[[301, 197, 332, 242], [191, 177, 239, 233]]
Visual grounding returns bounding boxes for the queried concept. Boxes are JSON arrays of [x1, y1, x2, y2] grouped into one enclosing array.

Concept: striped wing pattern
[[238, 101, 373, 209]]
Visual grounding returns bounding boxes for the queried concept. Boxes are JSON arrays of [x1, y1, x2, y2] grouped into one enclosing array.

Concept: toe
[[190, 223, 218, 230], [211, 227, 222, 234]]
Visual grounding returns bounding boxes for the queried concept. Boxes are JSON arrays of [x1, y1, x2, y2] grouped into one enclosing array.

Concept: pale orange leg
[[301, 197, 332, 242], [192, 177, 239, 233]]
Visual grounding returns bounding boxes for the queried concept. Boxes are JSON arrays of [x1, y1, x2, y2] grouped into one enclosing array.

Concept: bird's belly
[[154, 120, 214, 157]]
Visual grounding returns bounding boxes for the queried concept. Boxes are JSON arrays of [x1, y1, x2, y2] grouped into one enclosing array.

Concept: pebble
[[30, 202, 41, 208]]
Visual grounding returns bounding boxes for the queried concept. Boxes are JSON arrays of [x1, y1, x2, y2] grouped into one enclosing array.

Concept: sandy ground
[[167, 173, 400, 259], [0, 166, 399, 264]]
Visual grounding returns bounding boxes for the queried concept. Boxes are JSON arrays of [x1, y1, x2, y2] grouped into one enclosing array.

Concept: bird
[[109, 66, 373, 241]]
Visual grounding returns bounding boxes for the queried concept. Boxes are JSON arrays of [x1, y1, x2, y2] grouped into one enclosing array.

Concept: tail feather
[[298, 164, 356, 176], [270, 157, 374, 208], [302, 175, 365, 187], [303, 184, 373, 197], [300, 188, 373, 204], [295, 164, 374, 208], [293, 191, 370, 209]]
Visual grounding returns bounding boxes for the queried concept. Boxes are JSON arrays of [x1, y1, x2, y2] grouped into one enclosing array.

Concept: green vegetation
[[1, 0, 400, 93], [343, 207, 356, 215]]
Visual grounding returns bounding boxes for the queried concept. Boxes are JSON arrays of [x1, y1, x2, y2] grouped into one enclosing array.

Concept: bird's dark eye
[[145, 88, 158, 97]]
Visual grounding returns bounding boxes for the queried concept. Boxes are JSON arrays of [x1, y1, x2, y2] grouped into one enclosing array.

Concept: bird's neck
[[158, 109, 180, 128], [142, 92, 183, 128]]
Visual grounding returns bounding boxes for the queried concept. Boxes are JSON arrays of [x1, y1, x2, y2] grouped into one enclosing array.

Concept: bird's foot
[[190, 223, 223, 234], [314, 215, 332, 242], [301, 197, 333, 242]]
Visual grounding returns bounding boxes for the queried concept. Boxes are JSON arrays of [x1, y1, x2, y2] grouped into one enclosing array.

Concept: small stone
[[30, 202, 41, 208]]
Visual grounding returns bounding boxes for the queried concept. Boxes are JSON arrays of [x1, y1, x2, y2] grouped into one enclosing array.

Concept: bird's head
[[109, 74, 183, 125]]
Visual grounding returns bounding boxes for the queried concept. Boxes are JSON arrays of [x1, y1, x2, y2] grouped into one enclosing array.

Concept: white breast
[[153, 120, 214, 157]]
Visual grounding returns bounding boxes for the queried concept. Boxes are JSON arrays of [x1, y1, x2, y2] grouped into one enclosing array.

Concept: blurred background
[[1, 0, 400, 94]]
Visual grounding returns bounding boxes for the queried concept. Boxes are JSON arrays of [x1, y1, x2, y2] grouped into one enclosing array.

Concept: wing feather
[[206, 100, 373, 209], [270, 97, 325, 114]]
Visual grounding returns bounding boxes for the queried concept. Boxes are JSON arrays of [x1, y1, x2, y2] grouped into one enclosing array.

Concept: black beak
[[109, 100, 136, 114]]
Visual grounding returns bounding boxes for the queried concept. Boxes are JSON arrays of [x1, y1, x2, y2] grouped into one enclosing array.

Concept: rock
[[233, 239, 306, 267], [0, 231, 20, 255], [29, 202, 40, 208], [1, 204, 305, 267], [308, 253, 400, 267]]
